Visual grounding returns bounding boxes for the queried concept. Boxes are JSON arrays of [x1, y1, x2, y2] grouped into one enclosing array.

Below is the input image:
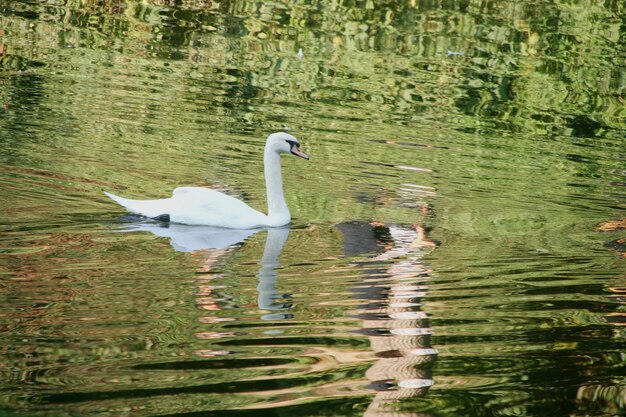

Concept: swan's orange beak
[[290, 144, 309, 160]]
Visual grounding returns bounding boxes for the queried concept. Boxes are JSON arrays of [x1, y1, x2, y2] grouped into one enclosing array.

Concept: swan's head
[[266, 132, 309, 160]]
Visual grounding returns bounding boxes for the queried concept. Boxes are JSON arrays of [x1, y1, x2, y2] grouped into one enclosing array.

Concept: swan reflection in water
[[118, 221, 291, 319], [337, 221, 437, 417], [120, 222, 263, 253], [117, 218, 436, 414]]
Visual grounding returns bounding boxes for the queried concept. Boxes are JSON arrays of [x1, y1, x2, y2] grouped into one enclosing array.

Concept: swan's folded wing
[[170, 187, 266, 227], [172, 187, 203, 197], [172, 187, 251, 210]]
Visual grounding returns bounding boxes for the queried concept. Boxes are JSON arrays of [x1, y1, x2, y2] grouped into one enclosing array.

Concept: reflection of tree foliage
[[1, 0, 623, 135], [0, 0, 624, 226]]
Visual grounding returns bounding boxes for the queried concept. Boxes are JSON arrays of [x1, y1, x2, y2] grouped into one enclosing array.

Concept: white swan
[[104, 132, 309, 228]]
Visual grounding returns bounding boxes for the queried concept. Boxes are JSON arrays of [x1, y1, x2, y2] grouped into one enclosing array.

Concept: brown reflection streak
[[190, 247, 234, 356], [598, 219, 626, 325], [598, 219, 626, 259], [597, 219, 626, 232], [356, 222, 436, 417], [590, 217, 626, 412]]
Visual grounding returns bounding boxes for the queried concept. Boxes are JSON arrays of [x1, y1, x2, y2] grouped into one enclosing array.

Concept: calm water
[[1, 1, 625, 416]]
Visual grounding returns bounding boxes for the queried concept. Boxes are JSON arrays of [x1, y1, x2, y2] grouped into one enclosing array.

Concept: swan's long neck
[[264, 149, 290, 225]]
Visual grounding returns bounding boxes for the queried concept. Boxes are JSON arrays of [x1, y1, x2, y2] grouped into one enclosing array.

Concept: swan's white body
[[104, 132, 309, 229]]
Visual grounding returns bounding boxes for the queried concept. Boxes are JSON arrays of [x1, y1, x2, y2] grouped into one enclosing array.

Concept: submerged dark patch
[[152, 214, 170, 223]]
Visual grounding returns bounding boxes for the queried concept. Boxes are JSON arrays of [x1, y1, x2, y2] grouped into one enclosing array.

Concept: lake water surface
[[1, 1, 625, 416]]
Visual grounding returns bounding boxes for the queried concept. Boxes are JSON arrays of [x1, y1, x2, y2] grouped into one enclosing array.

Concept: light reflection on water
[[1, 0, 626, 416]]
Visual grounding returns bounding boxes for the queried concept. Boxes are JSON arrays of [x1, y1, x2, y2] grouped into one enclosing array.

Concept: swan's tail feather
[[104, 191, 171, 218]]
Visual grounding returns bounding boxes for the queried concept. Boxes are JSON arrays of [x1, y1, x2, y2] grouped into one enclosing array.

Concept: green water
[[1, 1, 625, 416]]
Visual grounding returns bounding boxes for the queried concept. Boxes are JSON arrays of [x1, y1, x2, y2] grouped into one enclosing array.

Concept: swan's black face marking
[[152, 214, 170, 223], [286, 140, 309, 160]]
